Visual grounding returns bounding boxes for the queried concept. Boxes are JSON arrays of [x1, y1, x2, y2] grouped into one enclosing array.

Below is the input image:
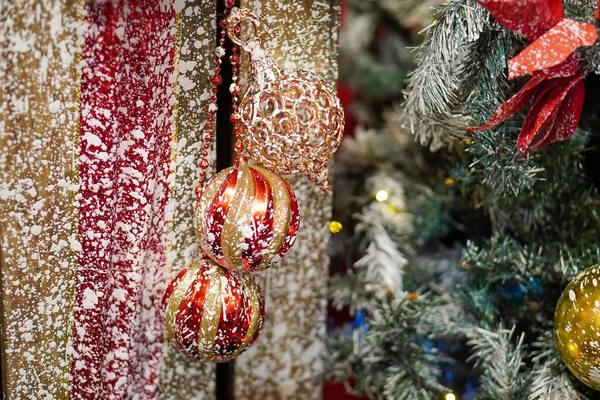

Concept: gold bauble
[[555, 264, 600, 389]]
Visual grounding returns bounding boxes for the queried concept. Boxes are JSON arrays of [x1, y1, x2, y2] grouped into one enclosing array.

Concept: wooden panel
[[0, 1, 218, 398], [0, 1, 83, 397], [159, 0, 217, 398], [234, 1, 341, 399]]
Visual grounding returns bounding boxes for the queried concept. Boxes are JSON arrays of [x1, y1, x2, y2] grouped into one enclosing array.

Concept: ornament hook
[[226, 8, 262, 54]]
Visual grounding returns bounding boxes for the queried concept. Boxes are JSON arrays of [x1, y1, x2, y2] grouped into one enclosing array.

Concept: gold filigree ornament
[[226, 8, 344, 191]]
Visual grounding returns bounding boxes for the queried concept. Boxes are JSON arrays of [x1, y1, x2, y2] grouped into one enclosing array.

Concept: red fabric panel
[[72, 1, 176, 398]]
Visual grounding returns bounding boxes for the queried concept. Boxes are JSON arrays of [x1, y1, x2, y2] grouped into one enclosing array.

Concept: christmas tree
[[327, 0, 600, 398]]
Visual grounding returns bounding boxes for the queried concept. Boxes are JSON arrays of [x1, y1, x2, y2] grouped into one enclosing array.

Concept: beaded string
[[229, 32, 245, 166], [195, 0, 244, 202]]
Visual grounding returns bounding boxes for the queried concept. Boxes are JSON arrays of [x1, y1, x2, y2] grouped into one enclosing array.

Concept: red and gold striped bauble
[[163, 259, 265, 362], [194, 161, 300, 273]]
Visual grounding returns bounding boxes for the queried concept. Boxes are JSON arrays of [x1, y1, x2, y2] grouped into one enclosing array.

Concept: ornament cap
[[226, 8, 262, 54], [235, 155, 248, 167]]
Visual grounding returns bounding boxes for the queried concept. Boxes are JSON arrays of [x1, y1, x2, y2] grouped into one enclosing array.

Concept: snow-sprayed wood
[[234, 1, 340, 399]]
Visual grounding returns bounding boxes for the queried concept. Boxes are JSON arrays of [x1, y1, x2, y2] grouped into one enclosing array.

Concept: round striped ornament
[[163, 259, 265, 362], [194, 162, 300, 273]]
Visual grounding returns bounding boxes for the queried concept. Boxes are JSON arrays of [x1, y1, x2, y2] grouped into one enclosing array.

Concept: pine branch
[[468, 325, 529, 399], [459, 27, 521, 125], [329, 206, 411, 313], [459, 125, 542, 198], [402, 0, 491, 149], [354, 208, 410, 300], [528, 330, 586, 400], [421, 293, 532, 399], [460, 236, 547, 286], [528, 362, 585, 400], [325, 296, 450, 399]]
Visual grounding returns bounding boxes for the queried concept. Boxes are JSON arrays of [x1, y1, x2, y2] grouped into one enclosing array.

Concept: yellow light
[[444, 178, 455, 186], [568, 343, 578, 353], [375, 190, 389, 202], [329, 221, 343, 233], [445, 393, 457, 400], [386, 204, 399, 214], [465, 139, 472, 145]]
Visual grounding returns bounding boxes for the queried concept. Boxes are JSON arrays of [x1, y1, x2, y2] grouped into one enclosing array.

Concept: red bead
[[230, 112, 241, 124], [210, 95, 217, 101], [234, 143, 245, 153], [219, 18, 227, 29], [202, 150, 208, 157], [233, 126, 241, 132], [230, 54, 240, 64], [225, 0, 235, 8], [231, 105, 238, 111], [203, 131, 213, 142], [204, 143, 210, 150], [212, 88, 218, 94], [206, 123, 213, 129], [208, 116, 214, 122], [199, 159, 209, 169], [211, 75, 222, 86], [231, 85, 240, 95]]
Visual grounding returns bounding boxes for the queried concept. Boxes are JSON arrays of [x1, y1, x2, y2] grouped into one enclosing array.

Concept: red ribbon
[[468, 0, 597, 154]]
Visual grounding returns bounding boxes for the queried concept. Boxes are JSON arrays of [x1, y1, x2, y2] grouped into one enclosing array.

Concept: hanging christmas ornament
[[195, 160, 300, 273], [555, 264, 600, 390], [163, 258, 265, 363], [190, 4, 300, 275], [225, 7, 344, 191]]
